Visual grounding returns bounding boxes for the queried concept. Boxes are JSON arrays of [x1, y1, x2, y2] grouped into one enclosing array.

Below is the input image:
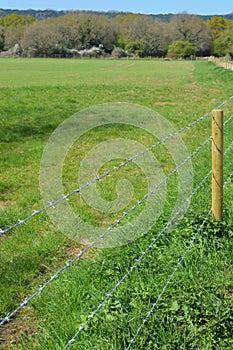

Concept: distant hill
[[0, 8, 233, 22], [0, 8, 67, 20]]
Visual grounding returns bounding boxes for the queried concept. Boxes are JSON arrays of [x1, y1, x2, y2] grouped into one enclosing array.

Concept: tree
[[211, 26, 233, 57], [115, 34, 127, 49], [51, 14, 116, 53], [21, 14, 116, 57], [207, 16, 231, 38], [141, 21, 171, 57], [113, 14, 170, 57], [4, 26, 24, 50], [21, 19, 62, 57], [170, 14, 212, 55], [125, 41, 143, 56], [167, 41, 195, 59], [3, 13, 34, 28], [3, 13, 27, 28], [3, 11, 233, 59], [113, 14, 151, 47], [3, 14, 35, 51]]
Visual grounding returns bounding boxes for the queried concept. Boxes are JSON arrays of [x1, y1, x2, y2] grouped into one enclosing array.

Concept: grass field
[[0, 58, 233, 349]]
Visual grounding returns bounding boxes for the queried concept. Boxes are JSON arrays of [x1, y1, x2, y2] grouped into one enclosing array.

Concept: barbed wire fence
[[0, 97, 233, 349], [126, 165, 233, 350], [62, 140, 233, 349], [1, 95, 233, 238], [0, 131, 215, 326]]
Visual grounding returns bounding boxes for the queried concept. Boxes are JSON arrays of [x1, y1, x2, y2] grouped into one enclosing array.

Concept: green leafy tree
[[207, 16, 232, 38], [3, 13, 27, 27], [211, 26, 233, 57], [125, 41, 143, 56], [3, 13, 35, 28], [116, 34, 127, 49], [167, 41, 195, 59]]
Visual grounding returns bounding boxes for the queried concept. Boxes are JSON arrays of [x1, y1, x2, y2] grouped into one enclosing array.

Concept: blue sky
[[0, 1, 232, 15]]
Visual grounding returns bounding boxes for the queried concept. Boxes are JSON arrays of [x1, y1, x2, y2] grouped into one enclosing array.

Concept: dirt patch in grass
[[0, 201, 15, 211], [0, 306, 39, 349]]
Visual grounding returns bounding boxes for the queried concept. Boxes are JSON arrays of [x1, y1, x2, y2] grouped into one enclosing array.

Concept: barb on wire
[[62, 169, 213, 349], [1, 96, 232, 237], [63, 139, 233, 349], [126, 167, 233, 350], [0, 135, 211, 327]]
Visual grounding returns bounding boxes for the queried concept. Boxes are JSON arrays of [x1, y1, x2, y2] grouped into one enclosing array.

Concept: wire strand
[[0, 135, 212, 327], [126, 167, 233, 350], [1, 137, 233, 328], [224, 113, 233, 126], [62, 170, 213, 349], [1, 96, 232, 237], [62, 140, 233, 349]]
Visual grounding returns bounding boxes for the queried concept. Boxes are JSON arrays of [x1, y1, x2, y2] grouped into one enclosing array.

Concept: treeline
[[0, 12, 233, 58], [1, 8, 233, 22]]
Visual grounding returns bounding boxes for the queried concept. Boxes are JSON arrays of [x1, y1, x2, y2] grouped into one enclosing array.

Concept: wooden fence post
[[212, 110, 224, 220]]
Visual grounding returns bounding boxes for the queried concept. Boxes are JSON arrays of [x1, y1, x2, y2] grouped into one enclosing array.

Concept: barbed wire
[[62, 170, 213, 349], [1, 125, 233, 329], [63, 138, 233, 350], [126, 167, 233, 350], [1, 96, 232, 237], [63, 141, 233, 349], [126, 210, 213, 349], [0, 134, 212, 327]]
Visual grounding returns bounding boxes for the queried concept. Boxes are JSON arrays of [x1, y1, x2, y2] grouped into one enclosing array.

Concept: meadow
[[0, 58, 233, 349]]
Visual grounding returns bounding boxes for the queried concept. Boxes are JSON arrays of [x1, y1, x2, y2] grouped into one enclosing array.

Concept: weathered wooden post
[[212, 110, 224, 220]]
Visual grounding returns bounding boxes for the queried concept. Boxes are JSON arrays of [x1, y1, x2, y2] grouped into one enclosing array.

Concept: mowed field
[[0, 58, 233, 349]]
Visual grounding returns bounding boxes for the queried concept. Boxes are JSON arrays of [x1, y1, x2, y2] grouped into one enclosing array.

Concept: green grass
[[0, 58, 233, 349], [0, 58, 195, 88]]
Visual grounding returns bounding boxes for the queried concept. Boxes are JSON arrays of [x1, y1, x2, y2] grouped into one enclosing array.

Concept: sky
[[0, 1, 232, 15]]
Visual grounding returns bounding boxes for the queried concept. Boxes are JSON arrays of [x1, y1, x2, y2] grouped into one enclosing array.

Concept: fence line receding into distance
[[0, 99, 233, 350], [1, 95, 233, 237]]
